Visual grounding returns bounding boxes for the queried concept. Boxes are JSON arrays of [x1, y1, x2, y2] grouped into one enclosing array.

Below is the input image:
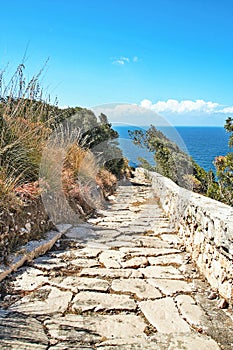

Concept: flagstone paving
[[0, 173, 233, 349]]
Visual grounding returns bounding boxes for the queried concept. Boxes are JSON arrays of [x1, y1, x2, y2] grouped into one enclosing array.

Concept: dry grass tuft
[[96, 168, 117, 197]]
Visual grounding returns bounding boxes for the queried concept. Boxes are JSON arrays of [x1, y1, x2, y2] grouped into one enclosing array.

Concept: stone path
[[0, 172, 233, 349]]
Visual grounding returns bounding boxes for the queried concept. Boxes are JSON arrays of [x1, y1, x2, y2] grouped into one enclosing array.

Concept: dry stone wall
[[144, 169, 233, 305]]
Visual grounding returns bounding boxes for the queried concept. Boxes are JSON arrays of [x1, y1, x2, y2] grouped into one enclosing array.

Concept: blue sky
[[0, 0, 233, 126]]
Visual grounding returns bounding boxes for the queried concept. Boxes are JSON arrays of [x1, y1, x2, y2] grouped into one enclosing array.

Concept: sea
[[113, 126, 231, 173]]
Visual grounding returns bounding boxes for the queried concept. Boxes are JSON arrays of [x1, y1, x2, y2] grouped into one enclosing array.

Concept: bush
[[96, 168, 117, 197], [0, 62, 130, 258]]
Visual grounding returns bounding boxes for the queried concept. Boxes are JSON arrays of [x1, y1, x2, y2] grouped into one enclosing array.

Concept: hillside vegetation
[[0, 64, 128, 261]]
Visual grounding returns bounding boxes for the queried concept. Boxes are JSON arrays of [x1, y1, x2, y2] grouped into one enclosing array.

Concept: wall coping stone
[[0, 224, 72, 282], [143, 169, 233, 304]]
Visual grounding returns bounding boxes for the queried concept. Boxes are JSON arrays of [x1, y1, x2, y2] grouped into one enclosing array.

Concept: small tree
[[214, 117, 233, 206], [129, 125, 213, 192]]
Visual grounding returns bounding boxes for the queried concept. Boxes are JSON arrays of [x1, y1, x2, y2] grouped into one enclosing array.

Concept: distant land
[[113, 126, 230, 173]]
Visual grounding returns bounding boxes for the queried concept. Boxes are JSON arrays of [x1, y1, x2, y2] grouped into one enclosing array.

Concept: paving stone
[[126, 219, 155, 227], [178, 263, 200, 278], [103, 217, 138, 224], [0, 313, 48, 349], [45, 314, 147, 342], [90, 229, 121, 238], [96, 222, 123, 228], [49, 344, 94, 349], [150, 332, 221, 350], [107, 233, 138, 241], [160, 234, 181, 245], [118, 226, 149, 234], [133, 236, 171, 248], [148, 253, 184, 266], [10, 267, 48, 291], [73, 247, 102, 258], [130, 270, 144, 278], [50, 250, 79, 259], [150, 220, 171, 225], [119, 247, 180, 257], [107, 204, 129, 210], [150, 226, 175, 234], [102, 240, 136, 248], [121, 256, 148, 268], [99, 250, 124, 268], [96, 339, 159, 349], [79, 268, 133, 278], [49, 276, 109, 292], [65, 226, 97, 241], [83, 242, 109, 249], [139, 265, 184, 279], [69, 258, 100, 268], [138, 209, 163, 216], [9, 286, 72, 315], [175, 294, 208, 328], [138, 208, 164, 214], [87, 217, 104, 224], [139, 297, 191, 333], [72, 291, 136, 312], [32, 256, 67, 271], [111, 278, 162, 299], [52, 248, 101, 262], [148, 279, 194, 295], [99, 216, 122, 222], [128, 206, 143, 212]]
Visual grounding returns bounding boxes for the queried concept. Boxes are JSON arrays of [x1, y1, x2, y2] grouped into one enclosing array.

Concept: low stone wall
[[144, 169, 233, 305]]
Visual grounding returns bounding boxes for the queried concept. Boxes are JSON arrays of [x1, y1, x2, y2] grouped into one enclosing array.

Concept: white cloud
[[139, 98, 233, 115], [121, 56, 130, 63], [112, 57, 130, 65], [112, 56, 139, 65], [113, 59, 126, 65], [219, 106, 233, 114], [91, 101, 232, 127]]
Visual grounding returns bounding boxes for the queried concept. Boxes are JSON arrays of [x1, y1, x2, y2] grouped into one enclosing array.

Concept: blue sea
[[113, 126, 231, 173]]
